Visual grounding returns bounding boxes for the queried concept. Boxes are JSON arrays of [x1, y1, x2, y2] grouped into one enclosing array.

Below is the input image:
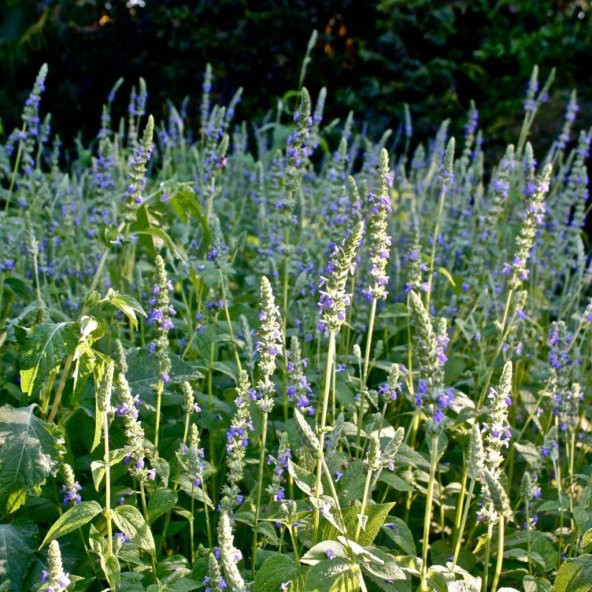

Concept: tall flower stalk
[[358, 148, 392, 446], [313, 220, 364, 542], [251, 276, 282, 570]]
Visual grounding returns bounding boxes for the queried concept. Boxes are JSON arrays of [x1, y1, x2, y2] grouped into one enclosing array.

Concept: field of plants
[[0, 60, 591, 592]]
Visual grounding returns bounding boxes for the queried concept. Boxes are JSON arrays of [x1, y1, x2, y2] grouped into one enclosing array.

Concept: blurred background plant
[[0, 0, 591, 152]]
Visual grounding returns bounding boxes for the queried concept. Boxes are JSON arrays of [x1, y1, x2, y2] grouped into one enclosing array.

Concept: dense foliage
[[1, 0, 592, 148], [0, 62, 592, 592]]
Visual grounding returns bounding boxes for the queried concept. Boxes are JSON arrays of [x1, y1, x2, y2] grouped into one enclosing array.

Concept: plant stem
[[103, 412, 113, 557], [153, 378, 164, 451], [252, 411, 269, 573], [355, 467, 373, 542], [357, 298, 377, 450], [420, 434, 438, 591], [313, 331, 336, 544], [491, 517, 505, 592], [452, 477, 475, 570]]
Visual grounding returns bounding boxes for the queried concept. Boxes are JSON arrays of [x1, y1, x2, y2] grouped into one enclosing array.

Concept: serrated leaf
[[288, 459, 321, 497], [301, 541, 349, 565], [323, 502, 395, 547], [40, 501, 102, 547], [0, 405, 57, 505], [254, 555, 304, 592], [16, 322, 79, 397], [551, 555, 592, 592], [147, 488, 177, 524], [303, 559, 360, 592], [0, 522, 36, 592], [381, 516, 416, 555], [113, 505, 155, 556], [126, 348, 203, 401], [100, 290, 146, 329], [514, 441, 540, 469]]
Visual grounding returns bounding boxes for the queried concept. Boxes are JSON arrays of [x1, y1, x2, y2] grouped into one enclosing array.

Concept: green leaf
[[514, 441, 540, 469], [0, 522, 36, 592], [381, 516, 416, 555], [323, 502, 395, 546], [113, 505, 155, 556], [99, 290, 146, 329], [581, 528, 592, 549], [301, 541, 349, 565], [303, 559, 360, 592], [254, 555, 304, 592], [40, 501, 102, 547], [134, 227, 187, 263], [551, 555, 592, 592], [16, 322, 79, 397], [288, 460, 321, 497], [0, 405, 57, 506], [126, 348, 203, 401], [147, 488, 177, 524]]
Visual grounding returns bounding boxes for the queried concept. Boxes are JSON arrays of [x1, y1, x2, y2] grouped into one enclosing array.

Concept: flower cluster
[[204, 552, 226, 592], [366, 149, 392, 301], [116, 372, 154, 481], [285, 87, 312, 191], [220, 371, 254, 512], [478, 361, 513, 524], [378, 363, 401, 402], [148, 255, 174, 383], [318, 221, 365, 334], [218, 512, 246, 592], [41, 541, 71, 592], [60, 463, 82, 506], [408, 291, 453, 428], [123, 115, 154, 222], [179, 424, 206, 488], [556, 90, 578, 150], [286, 336, 314, 415], [503, 163, 552, 289], [254, 276, 283, 413], [266, 432, 291, 502]]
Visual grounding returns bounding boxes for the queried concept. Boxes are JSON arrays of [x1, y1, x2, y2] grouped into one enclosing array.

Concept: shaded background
[[1, 0, 591, 150]]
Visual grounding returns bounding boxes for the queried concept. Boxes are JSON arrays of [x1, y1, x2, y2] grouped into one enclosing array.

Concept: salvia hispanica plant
[[0, 61, 591, 592]]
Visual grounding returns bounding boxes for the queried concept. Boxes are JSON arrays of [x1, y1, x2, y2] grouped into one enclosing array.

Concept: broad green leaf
[[134, 227, 187, 263], [41, 501, 102, 547], [126, 348, 203, 401], [303, 559, 360, 592], [288, 460, 321, 497], [254, 555, 304, 592], [0, 405, 57, 505], [301, 541, 349, 565], [361, 546, 409, 591], [147, 488, 177, 524], [381, 516, 416, 555], [99, 289, 146, 328], [514, 441, 541, 469], [16, 322, 79, 397], [524, 575, 552, 592], [113, 505, 155, 556], [323, 502, 395, 546], [551, 555, 592, 592], [581, 528, 592, 548], [0, 522, 36, 592]]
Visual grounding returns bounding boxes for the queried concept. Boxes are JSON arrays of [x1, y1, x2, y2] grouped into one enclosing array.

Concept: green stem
[[491, 516, 505, 592], [482, 515, 494, 592], [153, 379, 164, 452], [252, 412, 269, 573], [313, 331, 336, 544], [420, 434, 438, 591], [103, 413, 113, 557], [354, 467, 373, 542], [452, 477, 475, 570], [357, 298, 377, 450]]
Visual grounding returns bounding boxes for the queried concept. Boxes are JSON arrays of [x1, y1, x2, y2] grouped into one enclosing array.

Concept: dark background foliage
[[1, 0, 591, 151]]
